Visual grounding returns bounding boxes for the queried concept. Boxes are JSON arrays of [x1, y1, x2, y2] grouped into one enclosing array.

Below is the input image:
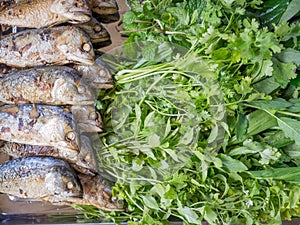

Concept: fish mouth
[[72, 99, 95, 105], [68, 11, 92, 24], [70, 55, 95, 65]]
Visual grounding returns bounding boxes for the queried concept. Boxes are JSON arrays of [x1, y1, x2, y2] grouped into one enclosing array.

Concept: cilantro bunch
[[79, 0, 300, 224]]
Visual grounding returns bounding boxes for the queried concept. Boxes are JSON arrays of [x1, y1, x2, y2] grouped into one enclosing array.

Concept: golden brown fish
[[87, 0, 118, 15], [0, 135, 98, 174], [0, 156, 82, 203], [74, 57, 114, 89], [0, 66, 95, 105], [0, 0, 91, 28], [0, 104, 80, 152], [0, 26, 95, 67]]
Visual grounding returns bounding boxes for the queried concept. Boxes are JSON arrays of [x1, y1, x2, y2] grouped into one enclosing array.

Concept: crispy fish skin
[[0, 156, 82, 202], [77, 17, 110, 44], [71, 105, 103, 133], [0, 0, 91, 28], [74, 57, 114, 89], [87, 0, 118, 15], [0, 135, 98, 175], [0, 26, 95, 67], [0, 104, 80, 152], [0, 66, 95, 105]]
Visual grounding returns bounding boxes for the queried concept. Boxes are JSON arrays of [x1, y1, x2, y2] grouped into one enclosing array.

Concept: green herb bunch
[[77, 0, 300, 224]]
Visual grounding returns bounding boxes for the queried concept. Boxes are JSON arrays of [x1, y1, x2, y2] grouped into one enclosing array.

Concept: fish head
[[71, 105, 103, 132], [51, 0, 92, 23], [40, 112, 80, 152], [52, 77, 95, 105], [79, 174, 125, 211], [90, 0, 118, 15], [46, 168, 83, 199], [57, 26, 95, 65], [78, 18, 110, 43], [74, 61, 114, 89]]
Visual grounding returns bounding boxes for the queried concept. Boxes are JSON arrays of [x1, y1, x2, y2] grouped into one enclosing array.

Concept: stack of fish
[[0, 0, 124, 211]]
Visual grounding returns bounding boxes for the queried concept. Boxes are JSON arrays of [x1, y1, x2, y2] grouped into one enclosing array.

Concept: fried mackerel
[[0, 26, 95, 67], [0, 0, 91, 28], [0, 156, 124, 210], [0, 104, 80, 152], [0, 135, 98, 174], [0, 156, 82, 204], [0, 66, 95, 105]]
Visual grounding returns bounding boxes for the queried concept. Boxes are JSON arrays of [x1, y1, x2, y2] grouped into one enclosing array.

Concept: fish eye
[[77, 85, 86, 94], [65, 131, 76, 142], [66, 181, 74, 189], [82, 43, 91, 52], [93, 25, 102, 32]]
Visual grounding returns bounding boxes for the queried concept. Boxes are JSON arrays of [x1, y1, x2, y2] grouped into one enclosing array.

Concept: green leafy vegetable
[[77, 0, 300, 224]]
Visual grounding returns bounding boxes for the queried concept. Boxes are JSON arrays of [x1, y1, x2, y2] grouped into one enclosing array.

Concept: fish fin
[[29, 104, 39, 120]]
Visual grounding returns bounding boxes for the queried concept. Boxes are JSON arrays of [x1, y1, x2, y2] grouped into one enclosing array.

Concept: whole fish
[[0, 156, 82, 203], [87, 0, 118, 15], [0, 19, 109, 45], [74, 57, 113, 89], [77, 17, 110, 44], [0, 135, 98, 174], [71, 105, 103, 133], [0, 26, 95, 67], [0, 104, 80, 152], [0, 0, 91, 28], [0, 66, 95, 105]]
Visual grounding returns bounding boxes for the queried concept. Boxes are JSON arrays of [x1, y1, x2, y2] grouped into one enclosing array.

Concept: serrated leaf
[[277, 117, 300, 145], [272, 57, 297, 88], [142, 43, 158, 61]]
